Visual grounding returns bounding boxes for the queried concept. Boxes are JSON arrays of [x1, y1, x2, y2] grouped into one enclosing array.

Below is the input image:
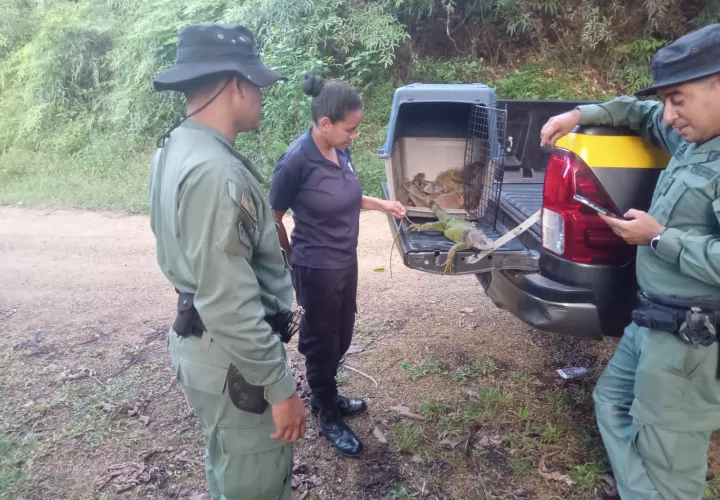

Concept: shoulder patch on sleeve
[[217, 179, 257, 257], [239, 188, 258, 226]]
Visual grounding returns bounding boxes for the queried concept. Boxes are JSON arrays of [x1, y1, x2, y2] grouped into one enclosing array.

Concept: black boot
[[316, 400, 364, 457], [311, 395, 367, 417], [337, 395, 367, 416]]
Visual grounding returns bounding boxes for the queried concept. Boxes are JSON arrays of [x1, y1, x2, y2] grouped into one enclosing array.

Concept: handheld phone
[[573, 194, 623, 219]]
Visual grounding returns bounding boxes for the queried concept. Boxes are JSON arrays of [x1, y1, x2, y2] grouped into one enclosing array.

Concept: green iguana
[[407, 198, 493, 275]]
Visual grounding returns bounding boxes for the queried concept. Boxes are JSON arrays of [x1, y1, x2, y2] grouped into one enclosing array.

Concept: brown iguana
[[407, 197, 493, 275]]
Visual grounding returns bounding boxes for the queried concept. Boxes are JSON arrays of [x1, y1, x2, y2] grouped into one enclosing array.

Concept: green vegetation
[[390, 421, 424, 454], [452, 358, 499, 381], [402, 359, 442, 380], [1, 0, 718, 211], [0, 435, 34, 497]]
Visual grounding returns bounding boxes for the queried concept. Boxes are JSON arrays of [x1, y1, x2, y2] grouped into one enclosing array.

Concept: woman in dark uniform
[[268, 73, 405, 457]]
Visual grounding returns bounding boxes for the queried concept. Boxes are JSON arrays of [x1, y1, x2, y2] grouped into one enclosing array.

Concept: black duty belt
[[172, 290, 304, 344], [632, 291, 720, 378]]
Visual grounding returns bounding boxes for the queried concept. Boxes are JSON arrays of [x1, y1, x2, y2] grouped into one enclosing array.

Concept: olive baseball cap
[[153, 23, 286, 92], [636, 23, 720, 96]]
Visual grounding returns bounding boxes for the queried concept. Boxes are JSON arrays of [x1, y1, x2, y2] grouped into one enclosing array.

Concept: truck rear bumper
[[480, 269, 604, 340]]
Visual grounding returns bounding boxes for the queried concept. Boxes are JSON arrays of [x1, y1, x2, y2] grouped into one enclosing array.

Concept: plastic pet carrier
[[378, 83, 507, 228]]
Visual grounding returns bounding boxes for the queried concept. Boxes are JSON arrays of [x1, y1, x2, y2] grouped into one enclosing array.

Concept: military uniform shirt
[[578, 97, 720, 302], [148, 119, 295, 405]]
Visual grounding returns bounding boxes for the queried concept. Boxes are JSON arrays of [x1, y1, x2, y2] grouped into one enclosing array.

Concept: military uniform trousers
[[593, 322, 720, 499], [168, 329, 293, 500]]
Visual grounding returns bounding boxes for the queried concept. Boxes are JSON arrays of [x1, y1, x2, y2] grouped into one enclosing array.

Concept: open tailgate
[[382, 182, 539, 275]]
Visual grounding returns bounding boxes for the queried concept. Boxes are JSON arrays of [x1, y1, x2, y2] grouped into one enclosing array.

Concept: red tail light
[[541, 147, 634, 265]]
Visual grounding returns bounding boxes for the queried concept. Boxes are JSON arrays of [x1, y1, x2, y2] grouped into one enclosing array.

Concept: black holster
[[172, 291, 206, 338], [632, 291, 720, 377], [266, 309, 298, 344]]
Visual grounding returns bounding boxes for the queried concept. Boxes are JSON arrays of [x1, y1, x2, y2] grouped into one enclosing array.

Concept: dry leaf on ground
[[538, 451, 574, 486], [439, 437, 464, 450], [373, 426, 388, 444], [388, 406, 424, 421]]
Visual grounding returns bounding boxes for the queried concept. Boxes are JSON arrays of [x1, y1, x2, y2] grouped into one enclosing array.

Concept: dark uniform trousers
[[291, 263, 358, 405]]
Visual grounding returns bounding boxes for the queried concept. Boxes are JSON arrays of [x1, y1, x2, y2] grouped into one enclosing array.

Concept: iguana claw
[[443, 258, 454, 275]]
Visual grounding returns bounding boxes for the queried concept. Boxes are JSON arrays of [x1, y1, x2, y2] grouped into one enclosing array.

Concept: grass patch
[[353, 318, 379, 345], [0, 139, 153, 213], [57, 411, 114, 450], [705, 476, 720, 499], [493, 61, 616, 101], [507, 426, 539, 456], [418, 400, 451, 421], [55, 369, 146, 450], [390, 486, 420, 499], [354, 318, 379, 337], [438, 412, 464, 439], [459, 402, 489, 426], [510, 458, 533, 476], [570, 463, 601, 490], [481, 387, 513, 417], [390, 422, 423, 454], [402, 360, 442, 380], [515, 405, 532, 420], [510, 371, 534, 384], [547, 388, 572, 416], [540, 423, 564, 445], [0, 434, 36, 497], [452, 358, 499, 382]]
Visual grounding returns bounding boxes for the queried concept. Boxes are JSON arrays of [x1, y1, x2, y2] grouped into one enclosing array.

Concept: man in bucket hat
[[541, 24, 720, 499], [148, 23, 306, 500]]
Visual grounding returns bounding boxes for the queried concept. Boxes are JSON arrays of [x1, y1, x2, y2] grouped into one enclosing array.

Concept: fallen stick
[[342, 364, 379, 388]]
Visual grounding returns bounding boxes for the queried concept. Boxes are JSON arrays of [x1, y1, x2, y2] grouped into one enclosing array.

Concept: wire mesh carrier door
[[462, 104, 507, 228]]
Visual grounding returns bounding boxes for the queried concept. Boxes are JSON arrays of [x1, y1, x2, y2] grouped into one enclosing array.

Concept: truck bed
[[497, 184, 543, 250]]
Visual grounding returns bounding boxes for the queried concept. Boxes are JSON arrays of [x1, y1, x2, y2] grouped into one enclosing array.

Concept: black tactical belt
[[172, 290, 304, 344], [632, 291, 720, 378]]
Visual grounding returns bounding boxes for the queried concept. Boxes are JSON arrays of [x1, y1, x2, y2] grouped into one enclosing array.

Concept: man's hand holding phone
[[599, 210, 666, 246]]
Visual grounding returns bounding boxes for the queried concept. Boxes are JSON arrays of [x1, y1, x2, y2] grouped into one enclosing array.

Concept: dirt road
[[3, 206, 711, 499]]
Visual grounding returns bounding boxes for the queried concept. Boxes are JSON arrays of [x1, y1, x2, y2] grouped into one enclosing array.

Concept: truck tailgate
[[383, 182, 539, 275]]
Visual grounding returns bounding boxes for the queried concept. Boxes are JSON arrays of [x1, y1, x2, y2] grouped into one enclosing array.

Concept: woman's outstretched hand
[[382, 200, 406, 219]]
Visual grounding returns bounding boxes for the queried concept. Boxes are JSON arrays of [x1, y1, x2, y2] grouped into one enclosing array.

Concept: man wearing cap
[[540, 23, 720, 499], [148, 23, 306, 499]]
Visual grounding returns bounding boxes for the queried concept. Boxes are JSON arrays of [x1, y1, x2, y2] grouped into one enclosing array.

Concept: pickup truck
[[379, 84, 669, 340]]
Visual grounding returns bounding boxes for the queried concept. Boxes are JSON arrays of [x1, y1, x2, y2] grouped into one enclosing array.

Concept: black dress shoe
[[317, 405, 364, 457], [311, 395, 368, 417], [336, 395, 367, 416]]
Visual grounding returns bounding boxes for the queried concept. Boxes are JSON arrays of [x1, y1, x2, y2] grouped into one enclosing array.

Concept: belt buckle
[[679, 307, 717, 348]]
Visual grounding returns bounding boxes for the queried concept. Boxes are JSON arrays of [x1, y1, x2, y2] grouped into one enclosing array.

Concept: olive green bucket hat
[[636, 23, 720, 97], [153, 23, 286, 92]]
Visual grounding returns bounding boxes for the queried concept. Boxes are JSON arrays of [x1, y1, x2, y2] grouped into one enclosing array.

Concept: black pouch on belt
[[631, 292, 685, 332], [227, 363, 268, 414], [172, 292, 205, 338]]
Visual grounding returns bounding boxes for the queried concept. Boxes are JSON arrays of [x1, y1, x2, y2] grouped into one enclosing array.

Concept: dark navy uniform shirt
[[268, 128, 363, 270]]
